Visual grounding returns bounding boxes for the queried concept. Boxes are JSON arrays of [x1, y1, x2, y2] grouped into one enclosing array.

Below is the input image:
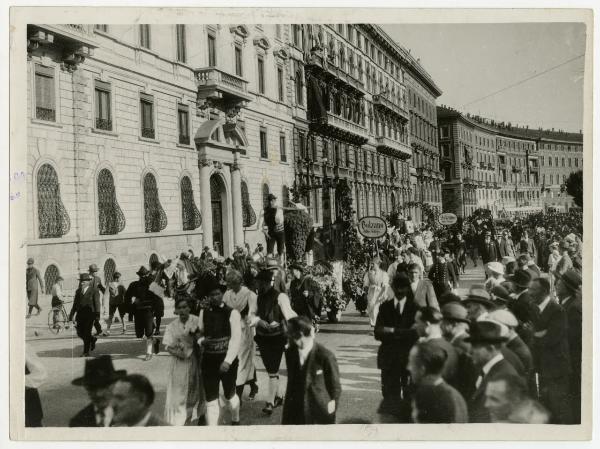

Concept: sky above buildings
[[382, 22, 587, 133]]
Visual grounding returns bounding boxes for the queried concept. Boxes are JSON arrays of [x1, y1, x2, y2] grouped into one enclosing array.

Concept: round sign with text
[[438, 212, 458, 226], [358, 216, 388, 239]]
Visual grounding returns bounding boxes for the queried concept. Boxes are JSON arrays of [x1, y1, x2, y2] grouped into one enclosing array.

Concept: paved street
[[26, 264, 485, 426]]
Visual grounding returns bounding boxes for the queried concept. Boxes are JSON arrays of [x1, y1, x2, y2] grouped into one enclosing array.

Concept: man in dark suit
[[530, 277, 572, 424], [519, 231, 537, 261], [481, 231, 500, 264], [89, 264, 106, 336], [111, 374, 170, 426], [374, 274, 419, 415], [69, 273, 102, 357], [70, 355, 126, 427], [506, 270, 539, 347], [466, 321, 519, 423], [282, 316, 341, 425], [414, 307, 459, 387], [407, 341, 468, 423], [556, 269, 582, 423]]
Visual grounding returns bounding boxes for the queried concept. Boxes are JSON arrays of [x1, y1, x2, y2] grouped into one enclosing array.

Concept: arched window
[[103, 258, 116, 286], [37, 164, 70, 238], [44, 264, 60, 294], [241, 180, 257, 227], [262, 183, 270, 208], [97, 168, 126, 235], [180, 176, 202, 231], [143, 173, 167, 233]]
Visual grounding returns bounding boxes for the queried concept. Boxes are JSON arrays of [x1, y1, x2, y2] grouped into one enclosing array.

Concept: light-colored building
[[27, 23, 295, 289], [289, 24, 441, 228], [437, 105, 583, 218]]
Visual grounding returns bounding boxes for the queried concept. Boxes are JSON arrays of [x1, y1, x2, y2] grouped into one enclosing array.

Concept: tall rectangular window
[[139, 25, 151, 49], [94, 80, 112, 131], [311, 136, 317, 160], [177, 104, 190, 145], [279, 132, 287, 162], [207, 33, 216, 67], [140, 93, 155, 139], [34, 65, 56, 122], [234, 44, 243, 76], [298, 131, 306, 159], [176, 25, 186, 63], [277, 66, 284, 101], [260, 128, 268, 158], [257, 55, 265, 94]]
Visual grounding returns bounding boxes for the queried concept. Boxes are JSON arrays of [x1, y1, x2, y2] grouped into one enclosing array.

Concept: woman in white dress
[[223, 269, 259, 401], [162, 297, 205, 425], [363, 257, 389, 328]]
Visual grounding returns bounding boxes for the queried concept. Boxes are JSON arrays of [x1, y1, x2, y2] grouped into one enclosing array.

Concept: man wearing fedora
[[462, 287, 496, 322], [196, 276, 242, 426], [263, 256, 288, 294], [70, 355, 126, 427], [481, 231, 500, 265], [125, 266, 157, 361], [506, 270, 539, 347], [440, 302, 477, 399], [529, 277, 572, 424], [556, 269, 582, 423], [289, 262, 322, 330], [466, 321, 519, 423], [69, 273, 102, 357], [88, 264, 106, 337]]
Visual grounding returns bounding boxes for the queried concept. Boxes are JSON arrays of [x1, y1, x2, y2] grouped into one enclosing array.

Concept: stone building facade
[[27, 23, 296, 290], [289, 24, 441, 228], [437, 105, 583, 219]]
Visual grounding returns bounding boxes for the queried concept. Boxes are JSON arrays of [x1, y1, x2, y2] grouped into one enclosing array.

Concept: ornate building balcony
[[372, 94, 409, 121], [195, 67, 252, 116], [304, 49, 365, 96], [27, 24, 97, 71], [309, 111, 368, 146], [375, 135, 412, 160]]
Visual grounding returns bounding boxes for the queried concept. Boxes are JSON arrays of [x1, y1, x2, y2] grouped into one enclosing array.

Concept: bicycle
[[48, 299, 73, 334]]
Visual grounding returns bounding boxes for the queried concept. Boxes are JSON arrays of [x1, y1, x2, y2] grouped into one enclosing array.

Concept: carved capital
[[199, 158, 212, 168]]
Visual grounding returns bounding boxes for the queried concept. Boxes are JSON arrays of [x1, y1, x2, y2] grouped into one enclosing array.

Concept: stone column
[[230, 161, 244, 249], [199, 159, 213, 250]]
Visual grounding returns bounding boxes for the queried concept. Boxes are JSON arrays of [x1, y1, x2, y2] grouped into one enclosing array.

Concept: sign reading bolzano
[[438, 212, 458, 226], [358, 216, 388, 239]]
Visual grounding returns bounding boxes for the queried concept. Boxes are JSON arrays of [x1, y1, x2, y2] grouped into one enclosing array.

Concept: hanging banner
[[438, 212, 458, 226]]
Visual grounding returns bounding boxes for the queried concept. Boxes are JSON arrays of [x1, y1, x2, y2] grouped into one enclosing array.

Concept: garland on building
[[283, 206, 314, 263], [395, 201, 442, 231]]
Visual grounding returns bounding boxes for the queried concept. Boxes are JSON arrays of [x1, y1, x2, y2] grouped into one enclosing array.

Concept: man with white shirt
[[374, 275, 419, 417], [69, 355, 126, 427], [111, 374, 169, 426], [466, 320, 518, 423], [196, 277, 242, 426], [282, 317, 341, 425], [69, 273, 102, 357], [529, 277, 572, 424]]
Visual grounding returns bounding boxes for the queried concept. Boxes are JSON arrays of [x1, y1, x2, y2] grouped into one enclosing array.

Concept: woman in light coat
[[363, 257, 389, 328]]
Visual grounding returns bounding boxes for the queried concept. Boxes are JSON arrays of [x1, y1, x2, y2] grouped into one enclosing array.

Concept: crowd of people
[[360, 210, 583, 424], [25, 208, 583, 427]]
